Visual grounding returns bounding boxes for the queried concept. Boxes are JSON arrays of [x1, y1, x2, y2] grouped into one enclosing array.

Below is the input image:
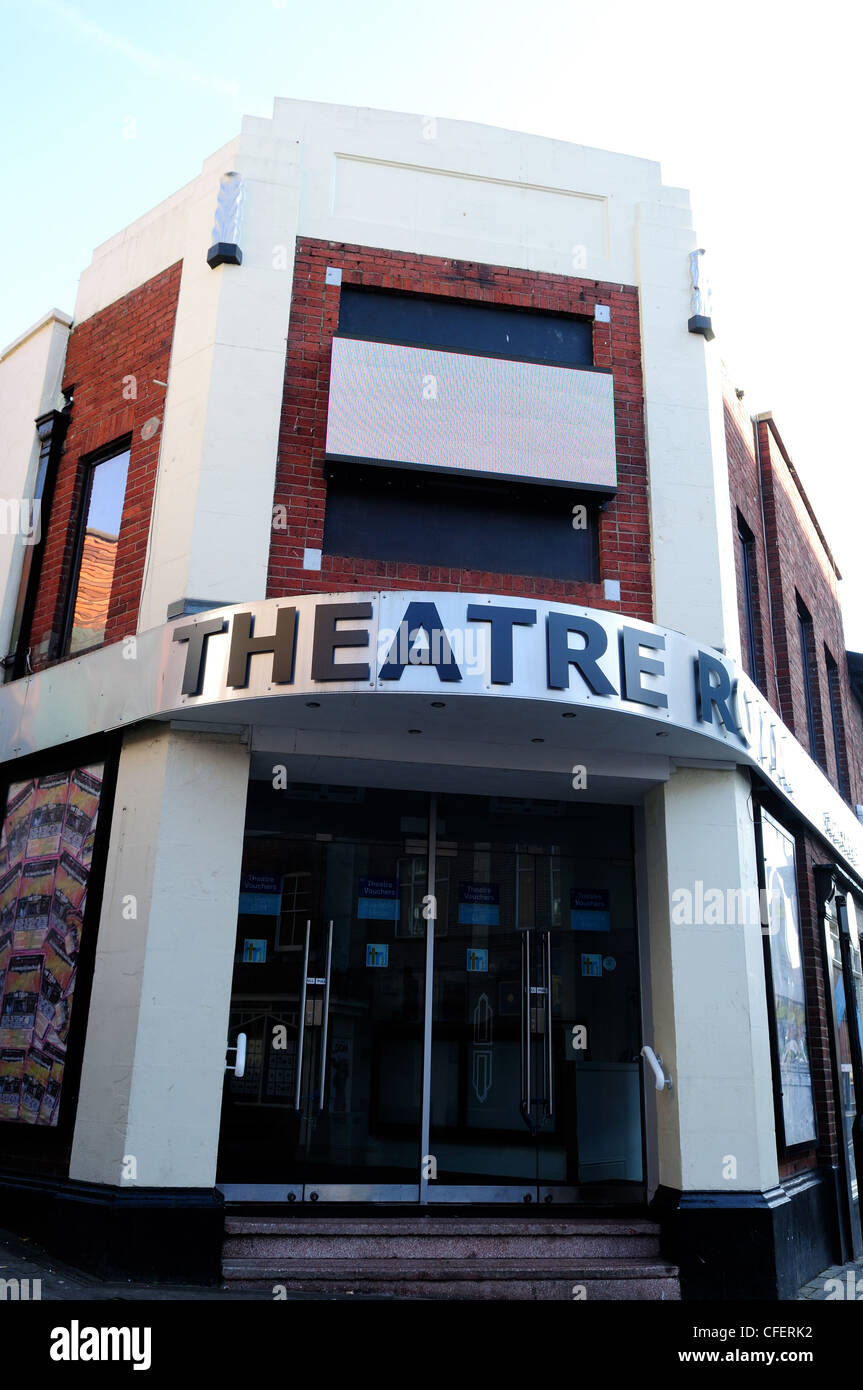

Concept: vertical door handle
[[294, 920, 311, 1112], [318, 920, 334, 1112], [520, 930, 532, 1130], [544, 930, 554, 1121]]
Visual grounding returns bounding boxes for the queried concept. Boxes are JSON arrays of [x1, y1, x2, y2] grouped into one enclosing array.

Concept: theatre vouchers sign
[[2, 591, 861, 874]]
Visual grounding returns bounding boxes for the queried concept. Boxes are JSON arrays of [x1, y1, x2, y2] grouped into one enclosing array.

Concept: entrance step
[[222, 1216, 680, 1300]]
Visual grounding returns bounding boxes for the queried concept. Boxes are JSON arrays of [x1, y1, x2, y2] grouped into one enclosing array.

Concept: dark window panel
[[322, 470, 598, 583], [796, 595, 824, 768], [337, 288, 594, 368], [737, 516, 760, 686], [825, 648, 852, 802]]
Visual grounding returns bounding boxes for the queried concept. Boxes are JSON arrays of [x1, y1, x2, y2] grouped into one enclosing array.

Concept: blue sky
[[3, 0, 861, 645]]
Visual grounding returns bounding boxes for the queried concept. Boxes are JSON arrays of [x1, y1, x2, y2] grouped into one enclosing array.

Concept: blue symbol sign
[[466, 948, 489, 973], [366, 943, 389, 968]]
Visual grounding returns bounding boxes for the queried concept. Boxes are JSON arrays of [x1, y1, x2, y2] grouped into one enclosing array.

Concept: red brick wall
[[27, 262, 182, 668], [726, 385, 863, 809], [267, 239, 652, 620], [731, 381, 862, 1191]]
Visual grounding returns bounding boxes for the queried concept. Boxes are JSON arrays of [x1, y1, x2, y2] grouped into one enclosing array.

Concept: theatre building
[[1, 100, 862, 1301]]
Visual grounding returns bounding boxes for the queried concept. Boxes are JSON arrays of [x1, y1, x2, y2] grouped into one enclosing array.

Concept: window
[[65, 446, 130, 656], [758, 809, 817, 1149], [825, 648, 851, 801], [796, 595, 822, 765], [3, 407, 69, 681], [737, 515, 760, 685]]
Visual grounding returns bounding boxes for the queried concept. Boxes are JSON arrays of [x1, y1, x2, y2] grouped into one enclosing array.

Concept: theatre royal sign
[[1, 591, 861, 874]]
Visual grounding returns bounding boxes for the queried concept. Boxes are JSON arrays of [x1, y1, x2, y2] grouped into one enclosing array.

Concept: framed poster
[[0, 763, 104, 1127]]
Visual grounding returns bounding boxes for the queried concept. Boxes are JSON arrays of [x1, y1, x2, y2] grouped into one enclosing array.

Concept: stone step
[[223, 1229, 661, 1260], [223, 1257, 681, 1301], [224, 1217, 662, 1237]]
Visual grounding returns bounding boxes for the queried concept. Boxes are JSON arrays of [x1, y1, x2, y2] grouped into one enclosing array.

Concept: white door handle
[[641, 1044, 672, 1091], [226, 1032, 247, 1079]]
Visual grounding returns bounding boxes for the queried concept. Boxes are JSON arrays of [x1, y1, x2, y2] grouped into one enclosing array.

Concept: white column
[[137, 125, 301, 630], [70, 725, 249, 1188], [643, 766, 778, 1193], [636, 202, 741, 656]]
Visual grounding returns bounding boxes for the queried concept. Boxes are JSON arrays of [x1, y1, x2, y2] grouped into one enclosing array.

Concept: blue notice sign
[[239, 872, 283, 916], [358, 878, 400, 921], [241, 873, 282, 894], [466, 948, 489, 972], [570, 888, 610, 933], [458, 883, 500, 927], [366, 943, 389, 968]]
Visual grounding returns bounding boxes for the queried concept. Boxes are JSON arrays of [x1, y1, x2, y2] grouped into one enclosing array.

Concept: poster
[[458, 883, 500, 926], [570, 888, 611, 932], [238, 872, 282, 916], [358, 878, 400, 921], [0, 763, 103, 1126]]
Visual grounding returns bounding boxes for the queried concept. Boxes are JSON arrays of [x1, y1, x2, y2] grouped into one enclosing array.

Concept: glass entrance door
[[217, 787, 428, 1200], [427, 795, 645, 1203], [217, 786, 646, 1205]]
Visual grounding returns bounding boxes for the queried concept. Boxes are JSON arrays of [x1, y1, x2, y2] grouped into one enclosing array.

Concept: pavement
[[0, 1227, 346, 1300], [797, 1257, 863, 1300]]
